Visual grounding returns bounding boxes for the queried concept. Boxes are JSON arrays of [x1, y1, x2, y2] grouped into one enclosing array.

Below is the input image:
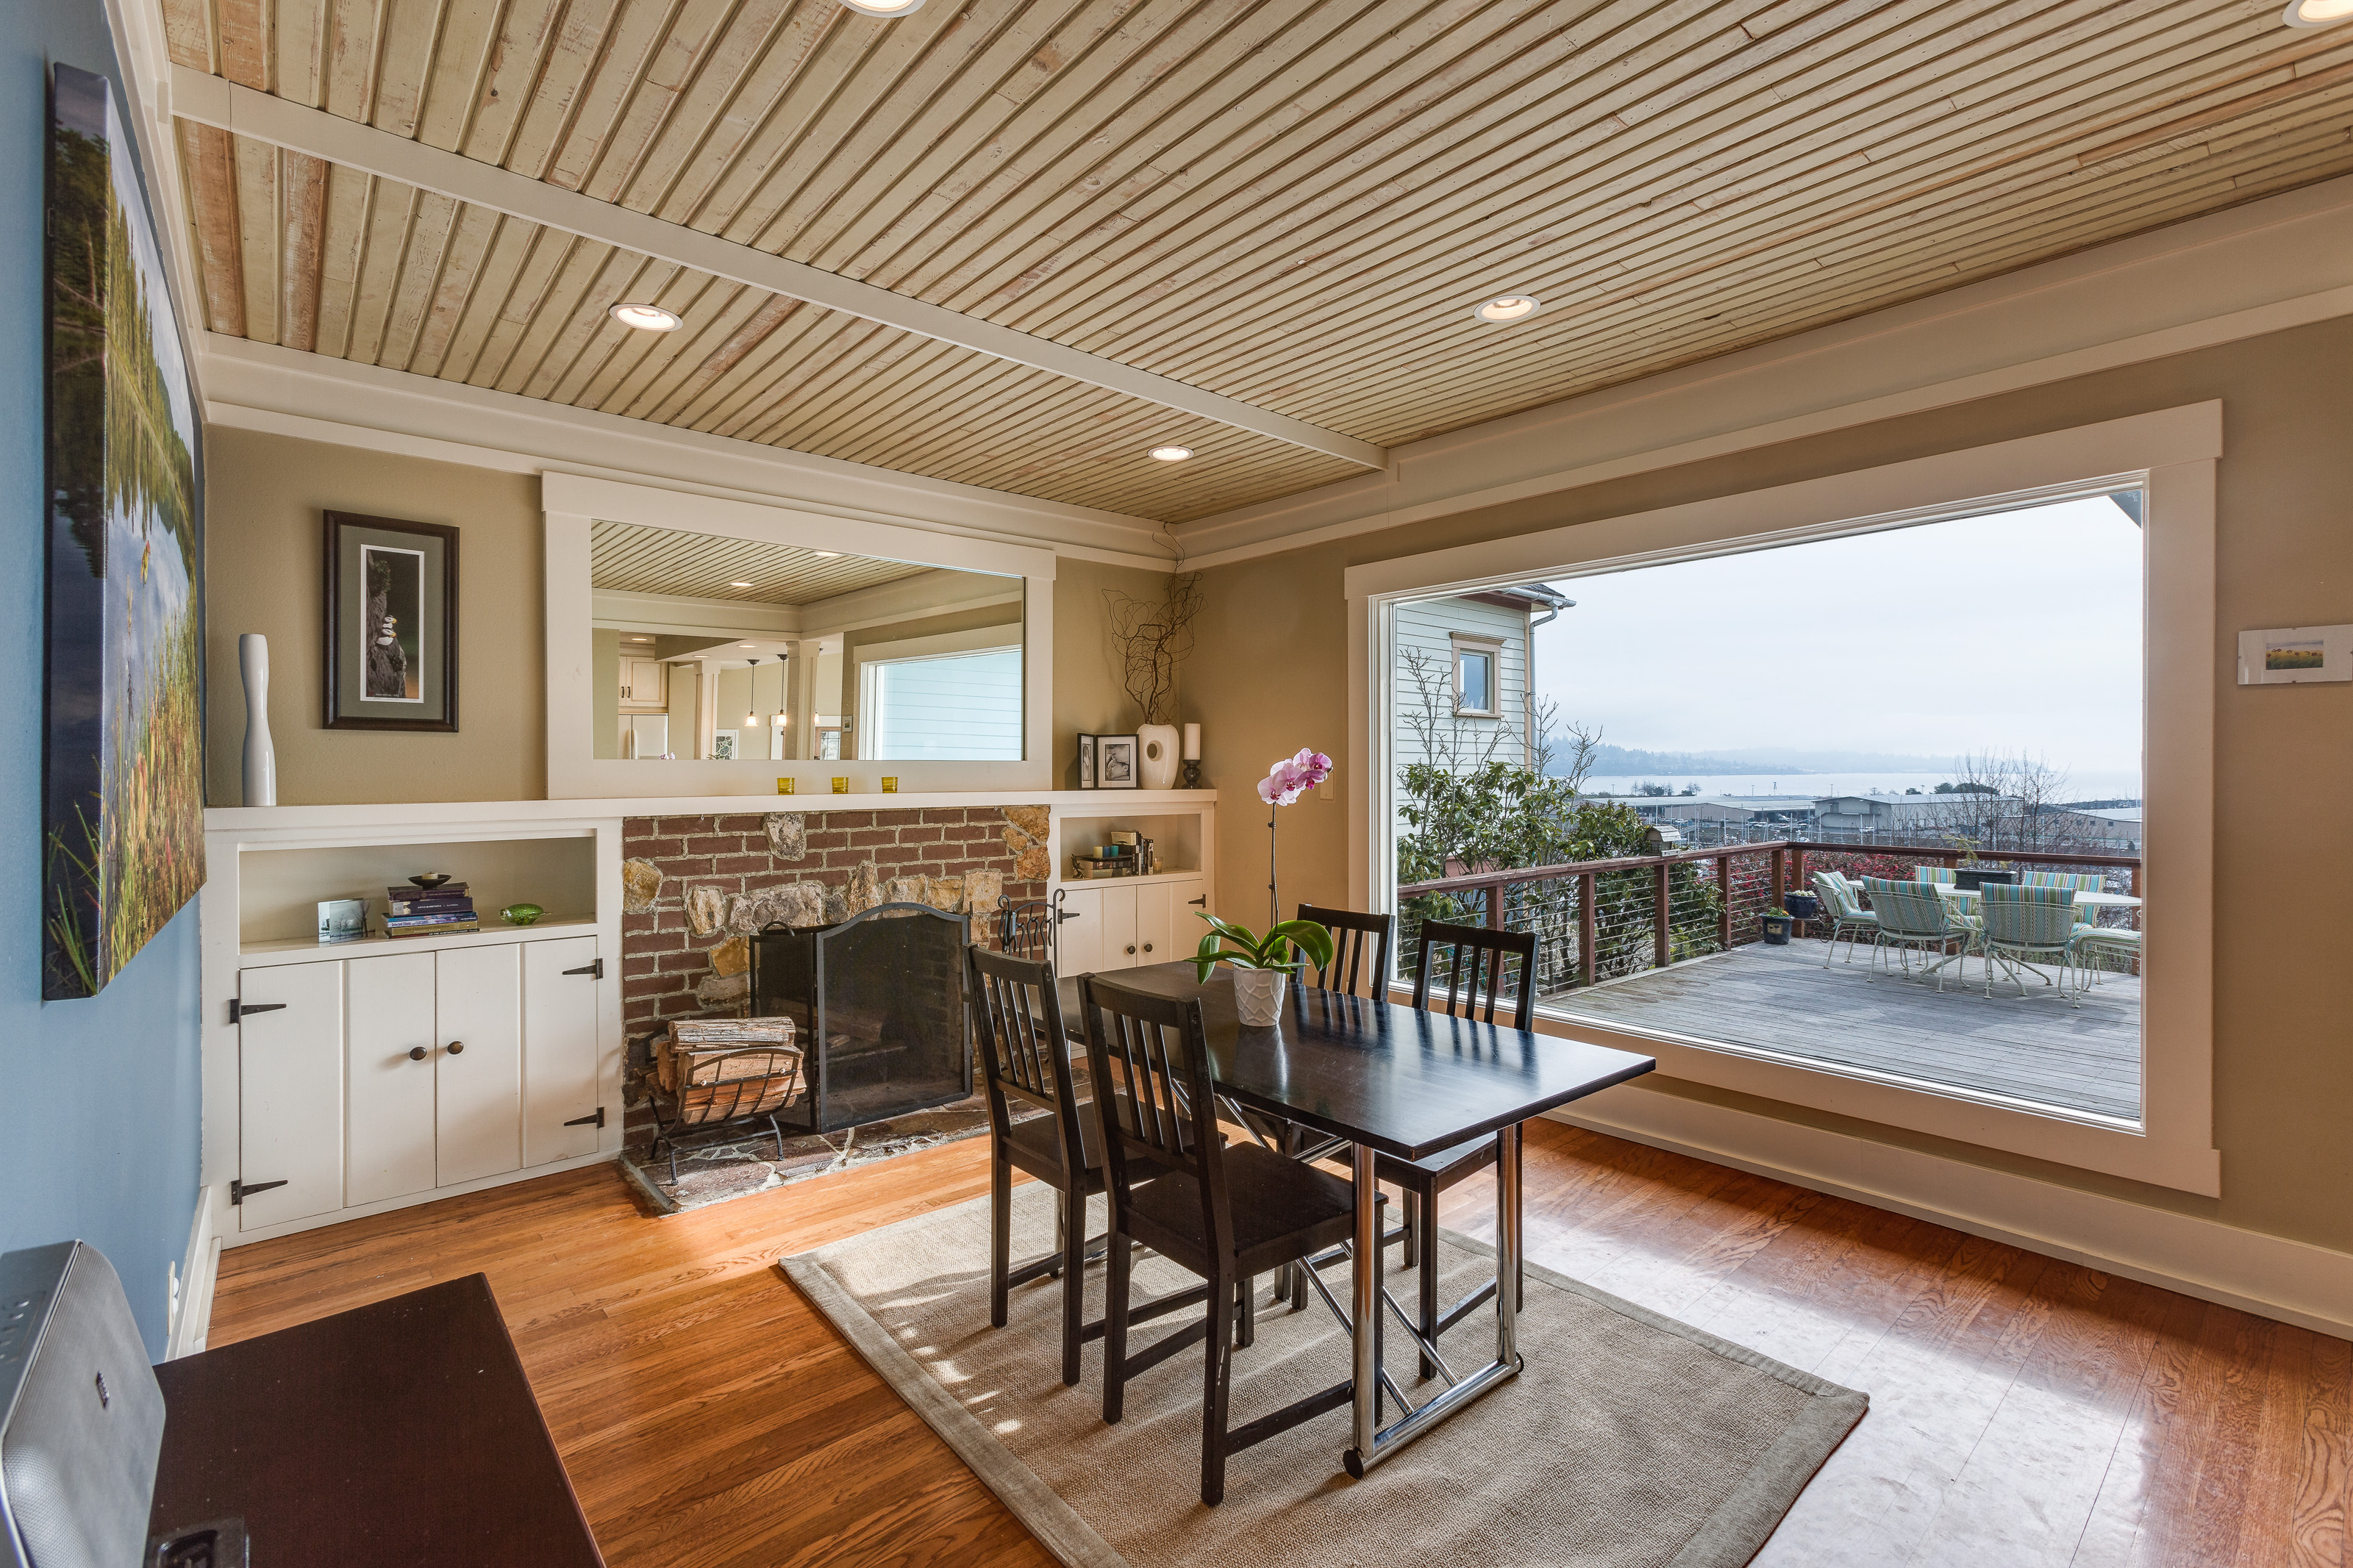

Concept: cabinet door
[[1156, 878, 1208, 964], [1132, 883, 1174, 966], [237, 962, 346, 1231], [1100, 884, 1141, 969], [1055, 887, 1104, 975], [522, 937, 601, 1167], [435, 945, 524, 1186], [345, 951, 438, 1207]]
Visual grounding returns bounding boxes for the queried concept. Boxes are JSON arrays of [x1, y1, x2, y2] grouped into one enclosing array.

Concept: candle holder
[[1182, 759, 1202, 789]]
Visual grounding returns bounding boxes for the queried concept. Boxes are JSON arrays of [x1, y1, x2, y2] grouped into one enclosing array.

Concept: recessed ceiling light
[[738, 643, 756, 648], [812, 551, 841, 559], [728, 580, 753, 587], [1148, 445, 1193, 462], [608, 301, 682, 331], [1473, 295, 1541, 324], [842, 0, 924, 15], [2284, 0, 2353, 23]]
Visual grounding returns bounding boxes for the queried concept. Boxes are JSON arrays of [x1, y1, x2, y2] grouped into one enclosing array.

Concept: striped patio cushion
[[1980, 882, 2078, 945], [1863, 877, 1962, 938], [2019, 870, 2106, 893], [1911, 867, 1957, 884]]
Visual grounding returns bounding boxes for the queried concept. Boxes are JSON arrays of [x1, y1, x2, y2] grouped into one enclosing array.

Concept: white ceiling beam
[[167, 65, 1388, 473]]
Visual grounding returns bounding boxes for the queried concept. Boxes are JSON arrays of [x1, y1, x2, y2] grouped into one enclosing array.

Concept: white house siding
[[1390, 594, 1533, 853]]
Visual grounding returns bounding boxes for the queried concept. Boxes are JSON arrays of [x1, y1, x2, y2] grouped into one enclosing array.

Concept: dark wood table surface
[[1059, 962, 1656, 1159], [151, 1272, 604, 1567]]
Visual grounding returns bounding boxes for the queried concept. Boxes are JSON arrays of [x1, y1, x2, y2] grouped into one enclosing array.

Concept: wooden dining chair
[[1080, 975, 1363, 1506], [1383, 918, 1538, 1377], [1294, 903, 1395, 999], [969, 945, 1107, 1386]]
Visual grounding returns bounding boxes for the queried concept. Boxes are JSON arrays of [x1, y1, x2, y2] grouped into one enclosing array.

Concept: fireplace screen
[[749, 903, 972, 1134]]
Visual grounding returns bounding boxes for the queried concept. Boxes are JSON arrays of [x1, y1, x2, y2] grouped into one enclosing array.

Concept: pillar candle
[[1182, 722, 1201, 761]]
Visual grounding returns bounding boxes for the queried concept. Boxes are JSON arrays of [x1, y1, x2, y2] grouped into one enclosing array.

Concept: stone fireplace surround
[[618, 805, 1050, 1138]]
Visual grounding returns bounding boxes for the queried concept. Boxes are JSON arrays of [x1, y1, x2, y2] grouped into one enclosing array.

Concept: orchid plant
[[1257, 747, 1333, 925], [1190, 912, 1335, 981]]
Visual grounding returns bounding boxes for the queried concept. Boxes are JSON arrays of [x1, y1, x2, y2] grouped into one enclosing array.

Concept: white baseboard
[[165, 1183, 228, 1359], [219, 1150, 619, 1249], [1551, 1085, 2353, 1342]]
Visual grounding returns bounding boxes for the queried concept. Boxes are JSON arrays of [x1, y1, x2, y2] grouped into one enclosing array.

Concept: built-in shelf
[[238, 917, 600, 967], [1060, 868, 1204, 886]]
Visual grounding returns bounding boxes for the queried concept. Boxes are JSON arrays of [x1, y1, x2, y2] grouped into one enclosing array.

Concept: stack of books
[[384, 883, 478, 938]]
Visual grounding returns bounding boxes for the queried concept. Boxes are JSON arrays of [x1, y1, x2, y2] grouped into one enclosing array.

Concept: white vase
[[1231, 967, 1288, 1027], [240, 633, 277, 807], [1137, 722, 1181, 791]]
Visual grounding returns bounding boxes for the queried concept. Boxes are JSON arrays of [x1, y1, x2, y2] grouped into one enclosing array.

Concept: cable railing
[[1396, 840, 2143, 999]]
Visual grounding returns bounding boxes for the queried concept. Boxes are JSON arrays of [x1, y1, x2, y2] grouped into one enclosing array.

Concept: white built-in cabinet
[[1053, 876, 1207, 975], [620, 657, 668, 707], [232, 933, 604, 1233]]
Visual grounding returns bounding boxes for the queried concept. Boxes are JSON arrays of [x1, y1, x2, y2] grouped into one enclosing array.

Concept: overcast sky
[[1528, 496, 2143, 773]]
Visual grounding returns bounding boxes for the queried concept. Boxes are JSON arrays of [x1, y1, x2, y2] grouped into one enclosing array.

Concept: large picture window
[[860, 645, 1023, 761]]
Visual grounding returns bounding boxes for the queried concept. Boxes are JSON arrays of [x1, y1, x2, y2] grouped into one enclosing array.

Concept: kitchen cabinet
[[621, 657, 668, 706]]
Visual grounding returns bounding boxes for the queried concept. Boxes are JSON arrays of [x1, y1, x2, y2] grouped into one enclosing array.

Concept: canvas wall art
[[2237, 624, 2353, 685], [43, 64, 204, 1000], [323, 510, 459, 730]]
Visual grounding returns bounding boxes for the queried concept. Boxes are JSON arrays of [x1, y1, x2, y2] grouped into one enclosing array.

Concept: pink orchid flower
[[1257, 748, 1334, 806]]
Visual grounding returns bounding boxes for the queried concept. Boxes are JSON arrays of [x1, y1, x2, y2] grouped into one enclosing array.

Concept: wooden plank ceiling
[[165, 0, 2353, 526], [589, 519, 948, 602]]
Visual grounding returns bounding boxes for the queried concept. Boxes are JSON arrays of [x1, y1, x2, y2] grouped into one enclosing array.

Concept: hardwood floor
[[207, 1121, 2349, 1567]]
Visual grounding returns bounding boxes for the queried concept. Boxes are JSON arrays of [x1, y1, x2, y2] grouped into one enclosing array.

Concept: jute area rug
[[782, 1183, 1866, 1568]]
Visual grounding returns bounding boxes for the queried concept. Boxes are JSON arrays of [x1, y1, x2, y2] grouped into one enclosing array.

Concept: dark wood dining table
[[1059, 962, 1655, 1476]]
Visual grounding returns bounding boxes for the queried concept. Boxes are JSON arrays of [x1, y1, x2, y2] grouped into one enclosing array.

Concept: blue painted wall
[[0, 0, 205, 1359]]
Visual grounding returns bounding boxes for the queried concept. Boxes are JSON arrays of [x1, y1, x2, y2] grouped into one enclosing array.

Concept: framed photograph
[[317, 898, 368, 945], [712, 728, 739, 760], [43, 65, 204, 998], [324, 509, 459, 730], [1077, 732, 1099, 789], [1097, 733, 1140, 790], [2238, 624, 2353, 685]]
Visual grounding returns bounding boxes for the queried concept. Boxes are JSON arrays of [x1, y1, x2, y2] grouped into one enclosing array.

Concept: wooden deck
[[1543, 934, 2142, 1121]]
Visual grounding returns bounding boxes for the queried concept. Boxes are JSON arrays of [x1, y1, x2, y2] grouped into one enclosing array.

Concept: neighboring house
[[1392, 584, 1571, 776], [2038, 806, 2143, 851], [1623, 795, 1820, 826]]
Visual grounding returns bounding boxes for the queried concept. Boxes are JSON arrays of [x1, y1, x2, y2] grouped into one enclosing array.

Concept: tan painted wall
[[204, 427, 546, 805], [207, 428, 1175, 803], [1186, 315, 2353, 1256]]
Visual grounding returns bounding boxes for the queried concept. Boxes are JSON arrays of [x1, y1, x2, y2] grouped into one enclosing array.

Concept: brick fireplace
[[618, 805, 1050, 1137]]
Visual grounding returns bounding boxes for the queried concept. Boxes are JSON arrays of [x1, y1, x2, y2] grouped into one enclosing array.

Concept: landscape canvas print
[[43, 64, 204, 1000]]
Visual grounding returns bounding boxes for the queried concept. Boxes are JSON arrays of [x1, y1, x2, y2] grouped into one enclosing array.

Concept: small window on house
[[1454, 643, 1499, 716]]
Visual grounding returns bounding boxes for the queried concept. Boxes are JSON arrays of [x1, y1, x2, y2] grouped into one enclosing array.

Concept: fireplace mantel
[[204, 788, 1218, 833]]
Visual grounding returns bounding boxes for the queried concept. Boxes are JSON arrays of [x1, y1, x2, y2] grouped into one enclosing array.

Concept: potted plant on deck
[[1759, 908, 1795, 945], [1193, 914, 1335, 1026]]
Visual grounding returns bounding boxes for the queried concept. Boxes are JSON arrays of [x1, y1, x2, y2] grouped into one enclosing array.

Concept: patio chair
[[1810, 871, 1877, 966], [2074, 924, 2142, 987], [2019, 870, 2107, 893], [1860, 878, 1974, 991], [1912, 866, 1957, 884], [1977, 883, 2083, 1005]]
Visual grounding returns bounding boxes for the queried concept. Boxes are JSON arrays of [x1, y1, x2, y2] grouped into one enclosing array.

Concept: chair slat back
[[1811, 871, 1863, 918], [1410, 919, 1536, 1029], [1296, 904, 1394, 998], [968, 945, 1087, 1165], [2018, 870, 2105, 894], [996, 901, 1056, 962], [1979, 882, 2078, 945], [1862, 877, 1957, 938], [1079, 977, 1232, 1257], [1913, 866, 1957, 884]]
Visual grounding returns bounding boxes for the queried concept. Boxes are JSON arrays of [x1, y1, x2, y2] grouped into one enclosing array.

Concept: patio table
[[1931, 886, 2140, 911], [1059, 962, 1654, 1478]]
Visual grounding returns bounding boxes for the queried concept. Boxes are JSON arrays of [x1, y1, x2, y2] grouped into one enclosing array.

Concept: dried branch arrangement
[[1104, 570, 1204, 727]]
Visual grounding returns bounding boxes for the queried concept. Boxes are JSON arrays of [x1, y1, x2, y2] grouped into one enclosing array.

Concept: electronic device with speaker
[[0, 1242, 167, 1568]]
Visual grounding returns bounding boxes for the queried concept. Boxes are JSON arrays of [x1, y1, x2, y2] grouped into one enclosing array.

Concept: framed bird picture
[[323, 510, 459, 731]]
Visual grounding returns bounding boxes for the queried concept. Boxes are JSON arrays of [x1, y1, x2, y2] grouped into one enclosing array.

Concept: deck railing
[[1395, 840, 2143, 998]]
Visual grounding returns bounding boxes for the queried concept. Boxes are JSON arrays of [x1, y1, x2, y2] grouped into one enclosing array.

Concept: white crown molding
[[168, 66, 1385, 471], [1179, 171, 2353, 569], [200, 334, 1177, 571]]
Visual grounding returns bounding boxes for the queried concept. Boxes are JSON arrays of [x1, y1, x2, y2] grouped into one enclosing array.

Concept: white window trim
[[1346, 403, 2220, 1197], [1449, 633, 1504, 717]]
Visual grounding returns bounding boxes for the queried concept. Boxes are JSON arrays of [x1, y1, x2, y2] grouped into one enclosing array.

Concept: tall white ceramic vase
[[240, 633, 277, 807], [1137, 722, 1181, 790]]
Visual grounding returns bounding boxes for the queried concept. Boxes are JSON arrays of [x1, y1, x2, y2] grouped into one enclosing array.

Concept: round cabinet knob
[[407, 1046, 427, 1062], [1143, 943, 1153, 953], [446, 1041, 465, 1056], [1125, 945, 1137, 955]]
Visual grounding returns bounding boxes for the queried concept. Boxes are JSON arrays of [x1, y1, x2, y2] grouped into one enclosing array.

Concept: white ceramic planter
[[1231, 967, 1288, 1026], [1137, 723, 1182, 790]]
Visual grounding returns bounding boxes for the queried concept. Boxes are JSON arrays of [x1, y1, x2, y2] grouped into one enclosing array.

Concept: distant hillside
[[1549, 742, 1960, 777]]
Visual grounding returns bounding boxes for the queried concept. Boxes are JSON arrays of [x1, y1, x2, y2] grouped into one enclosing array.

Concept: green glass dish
[[501, 903, 544, 926]]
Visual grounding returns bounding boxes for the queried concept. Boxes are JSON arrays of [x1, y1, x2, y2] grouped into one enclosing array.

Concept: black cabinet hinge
[[228, 998, 287, 1024], [229, 1178, 288, 1206], [563, 1107, 607, 1129], [562, 959, 604, 979]]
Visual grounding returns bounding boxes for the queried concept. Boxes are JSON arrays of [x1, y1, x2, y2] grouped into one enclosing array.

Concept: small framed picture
[[317, 898, 368, 945], [1077, 732, 1099, 789], [712, 729, 739, 759], [1097, 733, 1140, 789], [2238, 624, 2353, 684], [324, 511, 460, 731]]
